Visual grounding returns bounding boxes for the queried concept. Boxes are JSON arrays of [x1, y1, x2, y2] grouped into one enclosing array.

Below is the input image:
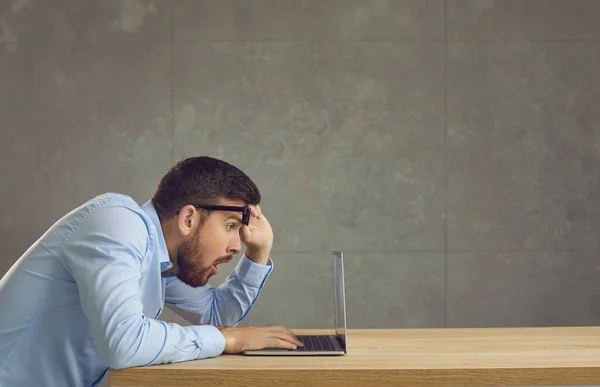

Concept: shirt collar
[[141, 200, 174, 274]]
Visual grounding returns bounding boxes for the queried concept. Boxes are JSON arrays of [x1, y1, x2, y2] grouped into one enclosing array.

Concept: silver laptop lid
[[332, 250, 347, 351]]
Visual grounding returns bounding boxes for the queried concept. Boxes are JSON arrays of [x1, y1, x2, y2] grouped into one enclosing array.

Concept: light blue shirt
[[0, 193, 273, 387]]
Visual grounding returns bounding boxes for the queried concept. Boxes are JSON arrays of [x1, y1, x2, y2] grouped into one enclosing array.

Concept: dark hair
[[152, 156, 261, 220]]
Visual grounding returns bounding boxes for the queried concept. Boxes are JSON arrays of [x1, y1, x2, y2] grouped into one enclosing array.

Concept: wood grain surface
[[109, 327, 600, 386]]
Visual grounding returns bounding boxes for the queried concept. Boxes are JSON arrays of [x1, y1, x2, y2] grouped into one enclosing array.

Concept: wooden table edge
[[110, 366, 600, 387]]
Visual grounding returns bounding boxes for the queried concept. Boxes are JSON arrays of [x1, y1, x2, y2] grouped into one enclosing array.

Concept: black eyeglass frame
[[178, 204, 251, 225]]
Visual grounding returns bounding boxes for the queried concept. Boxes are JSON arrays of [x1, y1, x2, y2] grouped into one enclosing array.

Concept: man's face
[[175, 199, 245, 287]]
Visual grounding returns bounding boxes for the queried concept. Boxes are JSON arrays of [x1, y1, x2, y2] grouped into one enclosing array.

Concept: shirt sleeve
[[164, 254, 273, 327], [60, 204, 226, 369]]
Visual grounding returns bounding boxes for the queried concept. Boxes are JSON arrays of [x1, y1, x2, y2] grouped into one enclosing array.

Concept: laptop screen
[[332, 251, 347, 348]]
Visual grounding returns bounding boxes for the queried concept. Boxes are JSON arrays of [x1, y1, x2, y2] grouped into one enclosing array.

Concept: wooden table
[[109, 326, 600, 387]]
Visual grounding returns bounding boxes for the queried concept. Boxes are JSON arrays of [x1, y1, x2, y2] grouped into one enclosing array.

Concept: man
[[0, 156, 302, 387]]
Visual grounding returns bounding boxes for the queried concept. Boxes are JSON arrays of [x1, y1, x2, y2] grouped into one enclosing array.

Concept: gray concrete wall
[[1, 0, 599, 331]]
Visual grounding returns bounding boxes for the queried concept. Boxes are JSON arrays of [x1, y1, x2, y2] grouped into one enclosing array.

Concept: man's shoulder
[[63, 192, 153, 238], [86, 192, 142, 209], [82, 192, 151, 226], [64, 193, 156, 256], [72, 193, 146, 219]]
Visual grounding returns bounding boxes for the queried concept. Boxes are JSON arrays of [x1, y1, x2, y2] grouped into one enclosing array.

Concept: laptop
[[243, 250, 348, 356]]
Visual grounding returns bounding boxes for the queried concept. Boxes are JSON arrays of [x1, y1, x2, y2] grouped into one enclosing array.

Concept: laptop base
[[243, 334, 346, 356]]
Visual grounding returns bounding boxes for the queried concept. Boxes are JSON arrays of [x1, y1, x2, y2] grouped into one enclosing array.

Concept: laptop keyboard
[[296, 335, 336, 351]]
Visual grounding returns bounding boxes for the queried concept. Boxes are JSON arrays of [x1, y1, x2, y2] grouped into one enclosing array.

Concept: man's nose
[[228, 235, 241, 254]]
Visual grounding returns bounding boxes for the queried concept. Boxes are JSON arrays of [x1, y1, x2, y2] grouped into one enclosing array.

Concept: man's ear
[[176, 205, 196, 237]]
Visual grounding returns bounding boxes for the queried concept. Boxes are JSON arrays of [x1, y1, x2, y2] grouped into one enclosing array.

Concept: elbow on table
[[103, 346, 149, 370], [100, 318, 157, 370]]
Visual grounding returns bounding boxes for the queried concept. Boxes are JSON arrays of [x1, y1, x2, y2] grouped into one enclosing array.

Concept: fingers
[[249, 205, 263, 220], [266, 338, 300, 350], [268, 325, 297, 338], [239, 221, 252, 242], [265, 326, 304, 347]]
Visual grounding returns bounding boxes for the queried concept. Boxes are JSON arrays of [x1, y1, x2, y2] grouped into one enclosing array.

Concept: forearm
[[165, 254, 273, 327], [103, 317, 225, 369], [210, 266, 270, 325], [244, 247, 270, 266]]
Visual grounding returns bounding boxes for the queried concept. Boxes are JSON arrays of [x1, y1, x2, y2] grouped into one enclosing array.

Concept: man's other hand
[[240, 205, 273, 265], [218, 325, 304, 353]]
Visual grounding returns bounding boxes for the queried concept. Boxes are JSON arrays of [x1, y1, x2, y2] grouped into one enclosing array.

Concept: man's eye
[[227, 223, 235, 231]]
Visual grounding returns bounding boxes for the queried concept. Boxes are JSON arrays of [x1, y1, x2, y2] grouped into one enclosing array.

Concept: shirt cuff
[[234, 253, 273, 287], [190, 325, 226, 359]]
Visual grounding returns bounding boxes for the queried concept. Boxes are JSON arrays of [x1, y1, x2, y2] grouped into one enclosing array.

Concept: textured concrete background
[[1, 1, 600, 333]]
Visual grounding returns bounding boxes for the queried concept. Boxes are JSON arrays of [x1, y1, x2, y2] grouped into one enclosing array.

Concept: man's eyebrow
[[225, 215, 243, 223]]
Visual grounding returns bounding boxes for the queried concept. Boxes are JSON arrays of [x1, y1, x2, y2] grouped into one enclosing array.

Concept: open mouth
[[212, 257, 232, 274]]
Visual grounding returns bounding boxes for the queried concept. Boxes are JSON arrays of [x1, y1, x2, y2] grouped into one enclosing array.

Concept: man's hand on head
[[240, 205, 273, 265]]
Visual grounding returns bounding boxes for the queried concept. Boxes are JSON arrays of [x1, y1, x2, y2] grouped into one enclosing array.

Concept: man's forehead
[[216, 197, 247, 207]]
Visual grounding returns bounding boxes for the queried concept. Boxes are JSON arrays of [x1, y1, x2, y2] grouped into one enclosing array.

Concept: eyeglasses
[[181, 204, 251, 225]]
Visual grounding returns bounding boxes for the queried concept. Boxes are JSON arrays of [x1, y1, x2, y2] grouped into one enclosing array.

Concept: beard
[[175, 227, 231, 288]]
